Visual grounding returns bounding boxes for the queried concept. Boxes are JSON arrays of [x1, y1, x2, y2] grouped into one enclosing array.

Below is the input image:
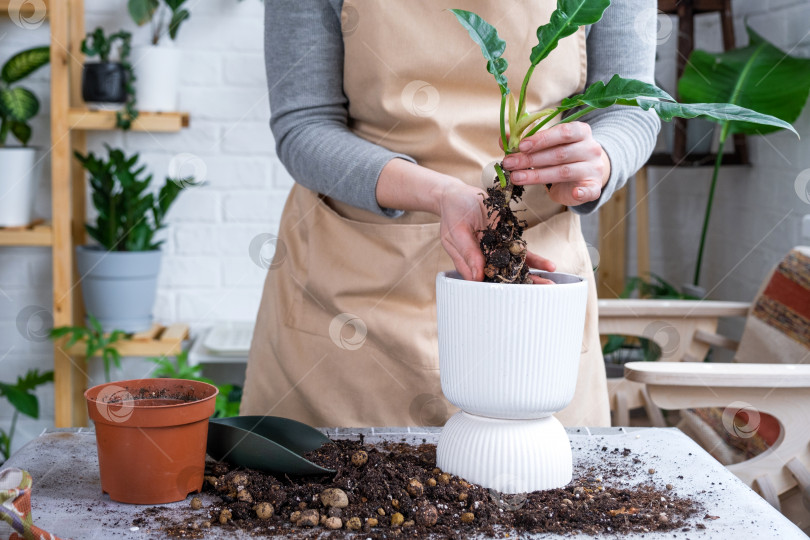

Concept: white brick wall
[[1, 0, 809, 455], [0, 0, 280, 455]]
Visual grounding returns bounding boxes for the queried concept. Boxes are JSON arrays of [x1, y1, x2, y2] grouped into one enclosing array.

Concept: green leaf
[[561, 75, 673, 109], [530, 0, 610, 65], [128, 0, 159, 26], [9, 121, 32, 145], [168, 9, 190, 40], [638, 99, 798, 136], [1, 46, 49, 84], [0, 87, 39, 122], [1, 385, 38, 418], [602, 334, 626, 355], [450, 9, 508, 93], [678, 27, 810, 136]]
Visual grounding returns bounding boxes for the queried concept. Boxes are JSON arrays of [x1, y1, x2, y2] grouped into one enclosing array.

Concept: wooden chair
[[598, 299, 749, 426], [598, 247, 810, 531]]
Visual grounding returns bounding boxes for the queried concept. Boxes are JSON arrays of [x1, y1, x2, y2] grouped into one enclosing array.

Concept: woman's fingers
[[526, 250, 556, 273], [502, 138, 601, 171], [438, 182, 487, 281]]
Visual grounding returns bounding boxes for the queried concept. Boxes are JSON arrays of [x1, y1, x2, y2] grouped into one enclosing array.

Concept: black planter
[[82, 62, 127, 105]]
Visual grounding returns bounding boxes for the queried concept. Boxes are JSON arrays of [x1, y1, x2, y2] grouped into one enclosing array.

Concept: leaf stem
[[7, 410, 18, 454], [522, 108, 563, 139], [499, 92, 508, 151], [516, 64, 536, 118], [494, 162, 507, 188], [693, 125, 728, 286], [559, 105, 597, 124]]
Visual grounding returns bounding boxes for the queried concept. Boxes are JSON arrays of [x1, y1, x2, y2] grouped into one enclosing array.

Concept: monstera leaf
[[678, 27, 810, 136], [450, 9, 508, 93]]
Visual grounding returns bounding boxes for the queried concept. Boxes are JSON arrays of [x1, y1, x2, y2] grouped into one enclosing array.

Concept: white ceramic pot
[[0, 147, 38, 227], [437, 411, 572, 492], [436, 270, 588, 419], [131, 44, 181, 112], [436, 270, 589, 493]]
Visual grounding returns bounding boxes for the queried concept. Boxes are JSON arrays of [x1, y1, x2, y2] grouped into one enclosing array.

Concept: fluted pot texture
[[436, 270, 588, 419]]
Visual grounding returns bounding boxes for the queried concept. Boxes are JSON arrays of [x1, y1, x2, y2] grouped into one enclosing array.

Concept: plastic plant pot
[[82, 62, 127, 108], [85, 378, 218, 505]]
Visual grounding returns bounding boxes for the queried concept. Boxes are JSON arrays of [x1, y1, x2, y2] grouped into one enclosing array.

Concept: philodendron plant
[[451, 0, 798, 284]]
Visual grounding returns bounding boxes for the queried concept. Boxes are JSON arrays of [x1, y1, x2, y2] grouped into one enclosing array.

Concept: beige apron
[[241, 0, 610, 427]]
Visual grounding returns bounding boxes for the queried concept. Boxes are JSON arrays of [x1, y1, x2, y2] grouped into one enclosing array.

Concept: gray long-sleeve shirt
[[265, 0, 660, 217]]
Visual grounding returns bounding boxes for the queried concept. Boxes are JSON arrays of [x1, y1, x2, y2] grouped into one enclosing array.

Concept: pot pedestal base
[[436, 411, 572, 493]]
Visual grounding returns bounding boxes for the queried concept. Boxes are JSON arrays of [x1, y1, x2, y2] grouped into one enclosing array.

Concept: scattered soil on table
[[139, 438, 708, 538]]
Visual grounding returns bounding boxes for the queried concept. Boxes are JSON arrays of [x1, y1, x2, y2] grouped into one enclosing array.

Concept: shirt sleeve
[[570, 0, 662, 215], [265, 0, 411, 218]]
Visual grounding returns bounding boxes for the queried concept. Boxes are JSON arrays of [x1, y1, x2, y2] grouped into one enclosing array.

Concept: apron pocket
[[286, 191, 443, 370]]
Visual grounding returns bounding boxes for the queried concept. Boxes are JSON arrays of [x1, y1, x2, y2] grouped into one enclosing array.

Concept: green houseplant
[[434, 0, 799, 494], [677, 28, 810, 289], [73, 145, 190, 332], [127, 0, 190, 111], [0, 369, 53, 463], [49, 314, 130, 383], [0, 46, 49, 227], [81, 27, 138, 130]]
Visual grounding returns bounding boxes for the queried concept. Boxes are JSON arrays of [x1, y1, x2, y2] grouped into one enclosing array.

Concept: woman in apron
[[241, 0, 660, 428]]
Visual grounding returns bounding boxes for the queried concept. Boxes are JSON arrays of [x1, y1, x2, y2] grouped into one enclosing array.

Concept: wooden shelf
[[68, 109, 190, 132], [0, 222, 53, 246], [0, 0, 48, 18], [647, 152, 748, 168], [658, 0, 725, 14], [62, 323, 189, 358]]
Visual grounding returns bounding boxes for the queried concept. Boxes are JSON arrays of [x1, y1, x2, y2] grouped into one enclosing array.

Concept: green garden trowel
[[206, 416, 335, 475]]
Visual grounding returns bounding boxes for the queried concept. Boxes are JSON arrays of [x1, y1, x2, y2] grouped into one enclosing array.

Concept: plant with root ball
[[450, 0, 797, 284]]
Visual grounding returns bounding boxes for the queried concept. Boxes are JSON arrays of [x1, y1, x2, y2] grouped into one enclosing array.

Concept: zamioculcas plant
[[450, 1, 798, 284], [0, 46, 49, 146], [128, 0, 190, 45]]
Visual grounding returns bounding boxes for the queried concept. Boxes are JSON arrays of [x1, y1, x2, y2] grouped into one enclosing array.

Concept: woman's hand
[[501, 122, 611, 207], [435, 181, 488, 282]]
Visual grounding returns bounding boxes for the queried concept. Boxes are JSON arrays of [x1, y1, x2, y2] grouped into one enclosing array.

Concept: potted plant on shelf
[[677, 27, 810, 294], [127, 0, 190, 112], [74, 145, 191, 333], [0, 46, 49, 228], [436, 0, 798, 494], [81, 27, 138, 130]]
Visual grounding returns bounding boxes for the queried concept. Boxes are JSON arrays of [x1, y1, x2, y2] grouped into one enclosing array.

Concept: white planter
[[437, 270, 588, 419], [437, 412, 572, 493], [0, 147, 38, 227], [435, 270, 589, 493], [132, 45, 181, 112]]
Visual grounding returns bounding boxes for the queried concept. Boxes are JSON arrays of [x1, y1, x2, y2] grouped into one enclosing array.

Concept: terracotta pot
[[85, 378, 218, 504]]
